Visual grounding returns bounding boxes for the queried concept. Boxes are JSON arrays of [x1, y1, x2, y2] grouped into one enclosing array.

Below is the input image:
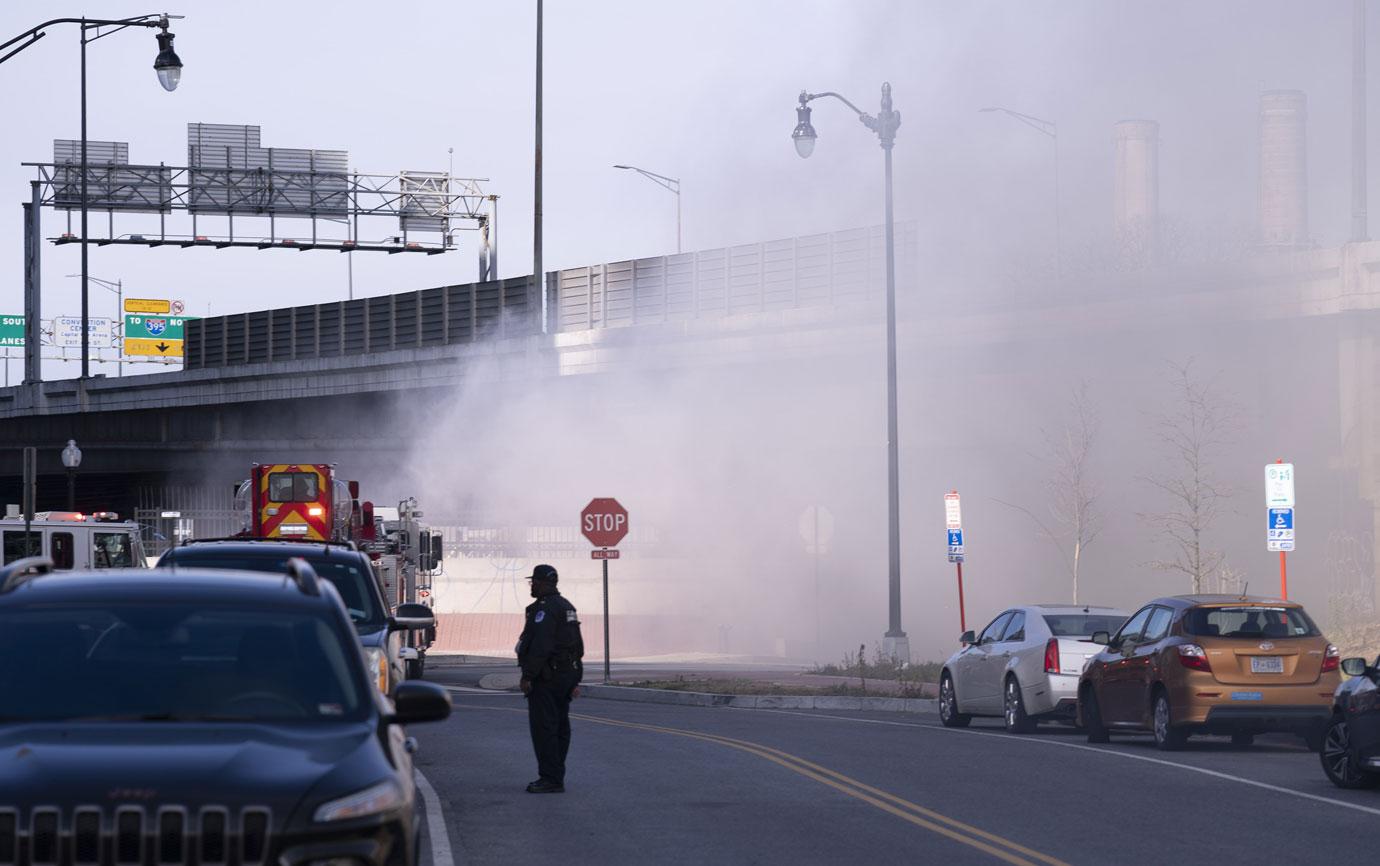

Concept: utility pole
[[1354, 0, 1369, 242], [533, 0, 545, 333]]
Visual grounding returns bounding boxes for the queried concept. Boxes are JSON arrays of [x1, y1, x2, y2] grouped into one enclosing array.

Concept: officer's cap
[[528, 563, 558, 584]]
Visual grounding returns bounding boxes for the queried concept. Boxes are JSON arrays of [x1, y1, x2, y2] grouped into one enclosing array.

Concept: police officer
[[516, 564, 584, 793]]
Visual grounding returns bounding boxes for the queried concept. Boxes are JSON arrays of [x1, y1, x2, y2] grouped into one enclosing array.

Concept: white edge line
[[444, 685, 523, 694], [731, 706, 1380, 820], [414, 769, 455, 866]]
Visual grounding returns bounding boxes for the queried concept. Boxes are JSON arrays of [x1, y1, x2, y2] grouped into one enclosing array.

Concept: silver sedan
[[938, 604, 1128, 732]]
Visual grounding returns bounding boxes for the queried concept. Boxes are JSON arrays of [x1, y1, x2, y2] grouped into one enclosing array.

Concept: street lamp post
[[792, 83, 909, 661], [613, 165, 682, 253], [979, 106, 1061, 279], [65, 274, 122, 376], [61, 439, 82, 512], [0, 14, 183, 380]]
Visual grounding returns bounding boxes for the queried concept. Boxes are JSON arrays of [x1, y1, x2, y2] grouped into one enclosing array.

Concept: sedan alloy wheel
[[939, 673, 970, 728], [1321, 717, 1380, 789], [1004, 677, 1033, 733]]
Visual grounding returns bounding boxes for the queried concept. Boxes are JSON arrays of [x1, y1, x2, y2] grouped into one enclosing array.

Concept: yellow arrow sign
[[124, 298, 171, 314], [124, 337, 183, 357]]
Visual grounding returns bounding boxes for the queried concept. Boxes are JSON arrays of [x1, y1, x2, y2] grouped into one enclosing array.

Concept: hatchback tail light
[[1323, 644, 1340, 673], [1044, 638, 1059, 674], [1177, 643, 1211, 672]]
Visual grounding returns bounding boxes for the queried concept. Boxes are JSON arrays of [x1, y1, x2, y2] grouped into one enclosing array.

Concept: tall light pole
[[533, 0, 545, 333], [792, 83, 908, 661], [979, 106, 1061, 279], [65, 274, 122, 376], [613, 165, 682, 253], [0, 14, 184, 380]]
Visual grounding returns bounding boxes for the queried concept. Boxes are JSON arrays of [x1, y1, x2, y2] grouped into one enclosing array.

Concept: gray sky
[[0, 1, 1370, 378]]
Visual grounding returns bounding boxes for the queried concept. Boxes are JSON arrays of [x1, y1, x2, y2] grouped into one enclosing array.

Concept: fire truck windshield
[[268, 473, 320, 503]]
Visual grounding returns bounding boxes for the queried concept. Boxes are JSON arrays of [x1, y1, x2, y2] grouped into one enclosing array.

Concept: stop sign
[[581, 498, 629, 548]]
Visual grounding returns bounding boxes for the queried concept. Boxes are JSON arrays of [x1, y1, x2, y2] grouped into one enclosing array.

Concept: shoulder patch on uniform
[[567, 610, 577, 622], [535, 610, 546, 623]]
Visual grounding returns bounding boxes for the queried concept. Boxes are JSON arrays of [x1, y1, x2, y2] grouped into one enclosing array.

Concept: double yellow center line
[[569, 712, 1068, 866]]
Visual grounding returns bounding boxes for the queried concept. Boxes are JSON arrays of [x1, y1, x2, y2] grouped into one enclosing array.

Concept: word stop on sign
[[584, 513, 626, 533]]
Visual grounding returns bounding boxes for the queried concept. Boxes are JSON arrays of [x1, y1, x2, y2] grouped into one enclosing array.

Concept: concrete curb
[[580, 684, 938, 714]]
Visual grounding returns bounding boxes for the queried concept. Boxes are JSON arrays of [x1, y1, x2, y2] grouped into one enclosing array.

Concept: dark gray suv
[[157, 539, 434, 696], [0, 558, 451, 866]]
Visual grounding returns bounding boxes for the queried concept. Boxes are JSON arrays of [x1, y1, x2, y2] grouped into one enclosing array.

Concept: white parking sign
[[1265, 463, 1294, 509]]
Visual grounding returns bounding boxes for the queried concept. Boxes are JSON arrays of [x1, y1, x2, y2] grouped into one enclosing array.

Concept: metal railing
[[182, 224, 914, 370]]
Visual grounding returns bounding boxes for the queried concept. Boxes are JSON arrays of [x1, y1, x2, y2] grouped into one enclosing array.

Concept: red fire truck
[[234, 464, 443, 674]]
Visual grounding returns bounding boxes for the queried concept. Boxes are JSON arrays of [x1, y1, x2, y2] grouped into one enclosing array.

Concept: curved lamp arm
[[0, 14, 178, 65], [800, 90, 870, 119]]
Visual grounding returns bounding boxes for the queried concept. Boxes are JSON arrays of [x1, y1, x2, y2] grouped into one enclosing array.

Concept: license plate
[[1250, 656, 1284, 674], [1232, 691, 1264, 701]]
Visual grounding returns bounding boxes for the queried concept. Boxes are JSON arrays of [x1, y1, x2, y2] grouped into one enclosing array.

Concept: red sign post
[[582, 497, 628, 683]]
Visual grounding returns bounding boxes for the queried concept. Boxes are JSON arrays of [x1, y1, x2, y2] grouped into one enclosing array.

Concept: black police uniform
[[517, 588, 584, 787]]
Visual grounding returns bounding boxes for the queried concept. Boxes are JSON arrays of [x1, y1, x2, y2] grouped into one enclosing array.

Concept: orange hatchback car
[[1078, 595, 1340, 750]]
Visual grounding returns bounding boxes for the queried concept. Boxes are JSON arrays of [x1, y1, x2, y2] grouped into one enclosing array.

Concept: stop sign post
[[582, 497, 628, 683]]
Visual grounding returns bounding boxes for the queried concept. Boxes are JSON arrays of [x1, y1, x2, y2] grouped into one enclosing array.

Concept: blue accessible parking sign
[[1267, 507, 1294, 552], [947, 529, 964, 562]]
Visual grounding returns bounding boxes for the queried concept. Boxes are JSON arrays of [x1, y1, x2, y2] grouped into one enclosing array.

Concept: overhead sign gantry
[[20, 123, 499, 383]]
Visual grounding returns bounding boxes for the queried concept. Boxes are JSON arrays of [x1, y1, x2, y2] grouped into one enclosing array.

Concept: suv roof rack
[[179, 536, 358, 551], [0, 557, 55, 593], [284, 557, 321, 596]]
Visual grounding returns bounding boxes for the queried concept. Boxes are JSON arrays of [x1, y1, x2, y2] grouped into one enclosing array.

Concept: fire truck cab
[[235, 463, 354, 540], [0, 507, 147, 570]]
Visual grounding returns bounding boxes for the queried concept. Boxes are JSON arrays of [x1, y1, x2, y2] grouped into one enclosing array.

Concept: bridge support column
[[23, 180, 41, 384], [1338, 306, 1380, 607]]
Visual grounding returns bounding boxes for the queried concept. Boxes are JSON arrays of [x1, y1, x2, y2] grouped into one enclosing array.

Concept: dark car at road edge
[[0, 557, 451, 866]]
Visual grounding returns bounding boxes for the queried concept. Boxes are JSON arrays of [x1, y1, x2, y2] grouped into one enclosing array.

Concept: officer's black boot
[[526, 779, 564, 793]]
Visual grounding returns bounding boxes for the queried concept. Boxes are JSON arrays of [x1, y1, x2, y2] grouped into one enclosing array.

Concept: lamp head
[[61, 439, 82, 469], [792, 103, 817, 159], [153, 24, 183, 92]]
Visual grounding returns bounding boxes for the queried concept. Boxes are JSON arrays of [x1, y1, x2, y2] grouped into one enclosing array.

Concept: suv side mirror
[[389, 681, 451, 725], [1090, 631, 1110, 646], [391, 602, 435, 632], [1341, 657, 1369, 677], [960, 630, 976, 646]]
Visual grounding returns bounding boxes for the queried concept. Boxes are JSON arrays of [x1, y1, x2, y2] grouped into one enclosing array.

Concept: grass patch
[[809, 642, 943, 689]]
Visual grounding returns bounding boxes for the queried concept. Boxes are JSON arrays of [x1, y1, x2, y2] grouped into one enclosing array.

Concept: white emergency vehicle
[[0, 507, 148, 570]]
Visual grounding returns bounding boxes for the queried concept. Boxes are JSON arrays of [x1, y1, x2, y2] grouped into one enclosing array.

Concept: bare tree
[[994, 382, 1101, 604], [1048, 383, 1101, 604], [1140, 360, 1237, 593]]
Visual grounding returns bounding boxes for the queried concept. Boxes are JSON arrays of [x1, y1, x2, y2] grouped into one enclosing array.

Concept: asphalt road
[[413, 665, 1379, 865]]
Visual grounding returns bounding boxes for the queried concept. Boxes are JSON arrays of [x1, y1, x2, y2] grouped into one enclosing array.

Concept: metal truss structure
[[26, 160, 496, 258], [20, 124, 501, 384]]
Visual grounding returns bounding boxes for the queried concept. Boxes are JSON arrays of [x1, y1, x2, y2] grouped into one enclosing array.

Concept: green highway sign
[[125, 314, 192, 341], [0, 315, 24, 347]]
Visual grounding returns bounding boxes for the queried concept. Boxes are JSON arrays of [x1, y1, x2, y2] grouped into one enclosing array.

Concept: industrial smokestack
[[1259, 89, 1309, 247], [1113, 119, 1159, 265], [1353, 0, 1368, 242]]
